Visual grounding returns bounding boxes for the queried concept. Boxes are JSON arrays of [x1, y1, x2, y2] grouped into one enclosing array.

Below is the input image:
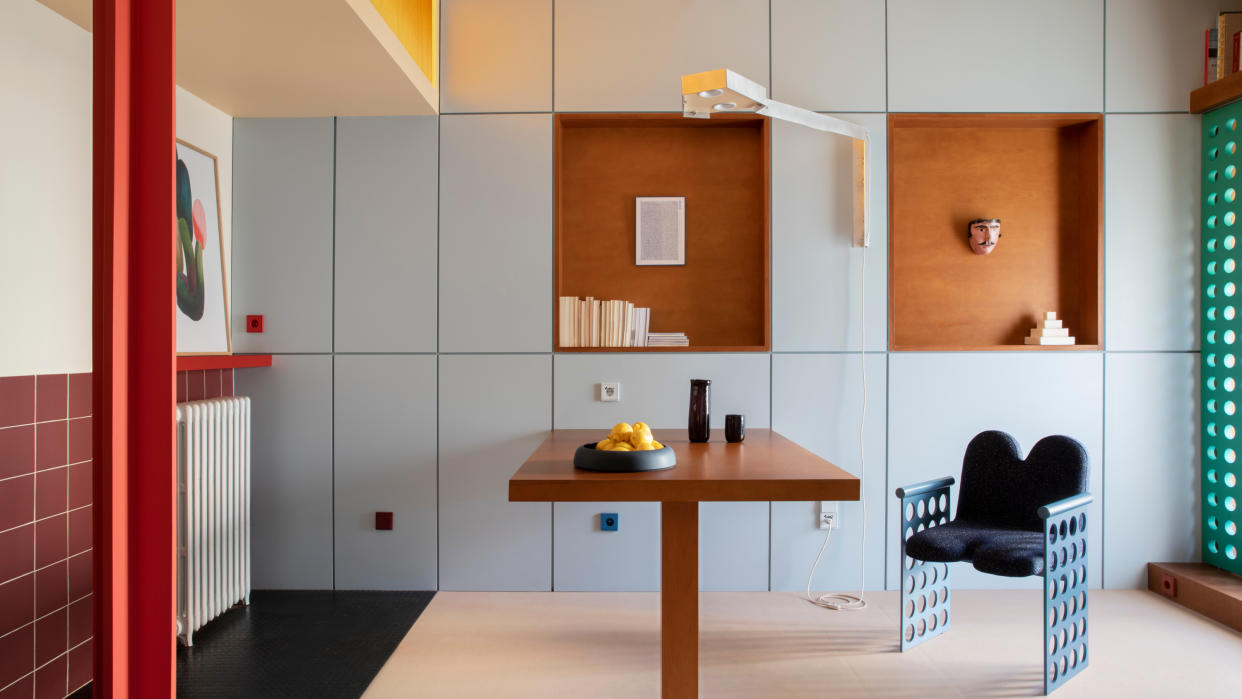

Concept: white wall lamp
[[681, 69, 870, 247]]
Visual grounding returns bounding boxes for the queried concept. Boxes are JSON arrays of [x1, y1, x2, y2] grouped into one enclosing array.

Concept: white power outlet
[[599, 382, 621, 402], [818, 502, 839, 530]]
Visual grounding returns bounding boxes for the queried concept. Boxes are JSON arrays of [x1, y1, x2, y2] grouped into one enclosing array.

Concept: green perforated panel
[[1202, 102, 1242, 576]]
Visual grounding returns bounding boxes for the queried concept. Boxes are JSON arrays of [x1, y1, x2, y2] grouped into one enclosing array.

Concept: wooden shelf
[[556, 346, 769, 353], [888, 114, 1102, 351], [1192, 71, 1242, 114], [176, 354, 272, 371], [891, 344, 1100, 352], [554, 113, 770, 353], [1148, 562, 1242, 634]]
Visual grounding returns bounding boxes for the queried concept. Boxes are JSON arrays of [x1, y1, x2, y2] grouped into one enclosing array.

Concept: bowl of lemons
[[573, 422, 676, 472]]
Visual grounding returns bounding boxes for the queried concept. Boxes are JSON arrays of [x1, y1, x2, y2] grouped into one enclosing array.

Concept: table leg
[[661, 501, 698, 698]]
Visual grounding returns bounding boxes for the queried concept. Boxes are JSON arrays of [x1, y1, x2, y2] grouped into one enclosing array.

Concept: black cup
[[725, 414, 745, 443]]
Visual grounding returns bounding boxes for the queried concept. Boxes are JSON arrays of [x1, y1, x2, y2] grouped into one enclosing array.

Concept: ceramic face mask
[[967, 218, 1001, 255]]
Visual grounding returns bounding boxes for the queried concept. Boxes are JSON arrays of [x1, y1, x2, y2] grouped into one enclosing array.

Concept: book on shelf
[[558, 296, 651, 348], [1207, 28, 1219, 86], [1219, 13, 1242, 81], [646, 332, 690, 347]]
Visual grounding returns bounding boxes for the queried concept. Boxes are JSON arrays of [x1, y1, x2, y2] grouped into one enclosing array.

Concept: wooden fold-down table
[[509, 429, 860, 698]]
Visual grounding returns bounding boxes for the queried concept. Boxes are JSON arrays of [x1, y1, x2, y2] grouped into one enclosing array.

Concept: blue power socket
[[600, 513, 619, 531]]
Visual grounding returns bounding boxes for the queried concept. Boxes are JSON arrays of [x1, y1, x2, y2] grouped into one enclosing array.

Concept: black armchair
[[894, 430, 1093, 695]]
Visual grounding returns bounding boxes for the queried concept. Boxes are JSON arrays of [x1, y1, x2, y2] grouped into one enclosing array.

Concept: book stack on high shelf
[[1207, 12, 1242, 85]]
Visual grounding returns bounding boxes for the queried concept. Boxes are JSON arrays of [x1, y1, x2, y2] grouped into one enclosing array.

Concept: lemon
[[611, 442, 635, 451], [651, 440, 664, 449], [596, 438, 614, 450], [609, 422, 634, 442]]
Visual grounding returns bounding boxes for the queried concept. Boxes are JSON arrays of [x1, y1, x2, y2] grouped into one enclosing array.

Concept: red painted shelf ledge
[[176, 354, 273, 371]]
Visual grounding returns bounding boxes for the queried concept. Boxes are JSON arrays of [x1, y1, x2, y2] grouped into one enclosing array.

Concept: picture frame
[[635, 196, 686, 266], [175, 139, 231, 355]]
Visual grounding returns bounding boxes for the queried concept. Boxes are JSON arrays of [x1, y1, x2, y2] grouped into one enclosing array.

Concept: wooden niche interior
[[555, 113, 770, 351], [888, 114, 1103, 351]]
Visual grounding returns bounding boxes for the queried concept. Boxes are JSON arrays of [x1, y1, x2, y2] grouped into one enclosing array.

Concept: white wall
[[0, 0, 93, 376], [232, 0, 1206, 592], [0, 0, 234, 378]]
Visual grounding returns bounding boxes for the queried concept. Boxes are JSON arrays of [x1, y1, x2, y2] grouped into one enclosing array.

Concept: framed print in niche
[[635, 196, 686, 265], [175, 139, 231, 354]]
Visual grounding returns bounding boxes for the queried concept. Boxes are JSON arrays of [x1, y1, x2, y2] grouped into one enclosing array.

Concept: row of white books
[[558, 296, 688, 348]]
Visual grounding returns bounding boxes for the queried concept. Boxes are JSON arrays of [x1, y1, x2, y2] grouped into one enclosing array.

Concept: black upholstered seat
[[906, 521, 1047, 576], [905, 431, 1089, 578]]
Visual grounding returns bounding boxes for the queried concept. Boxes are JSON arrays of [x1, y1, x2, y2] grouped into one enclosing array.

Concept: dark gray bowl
[[573, 443, 676, 472]]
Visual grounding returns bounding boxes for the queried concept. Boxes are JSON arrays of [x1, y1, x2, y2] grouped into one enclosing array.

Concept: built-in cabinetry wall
[[234, 0, 1205, 593]]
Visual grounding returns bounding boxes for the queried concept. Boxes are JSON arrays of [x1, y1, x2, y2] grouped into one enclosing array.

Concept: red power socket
[[1158, 573, 1177, 598], [375, 512, 394, 531], [246, 315, 264, 333]]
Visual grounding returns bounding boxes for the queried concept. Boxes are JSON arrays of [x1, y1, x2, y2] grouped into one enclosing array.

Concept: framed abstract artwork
[[175, 140, 231, 354]]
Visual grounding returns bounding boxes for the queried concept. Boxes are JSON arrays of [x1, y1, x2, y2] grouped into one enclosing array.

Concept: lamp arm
[[756, 99, 868, 141]]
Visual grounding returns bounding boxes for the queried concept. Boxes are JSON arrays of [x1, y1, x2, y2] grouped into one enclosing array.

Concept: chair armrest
[[895, 476, 955, 499], [1037, 493, 1093, 520]]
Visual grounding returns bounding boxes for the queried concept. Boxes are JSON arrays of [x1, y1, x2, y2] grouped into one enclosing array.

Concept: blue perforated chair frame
[[897, 478, 953, 651], [1041, 497, 1091, 694]]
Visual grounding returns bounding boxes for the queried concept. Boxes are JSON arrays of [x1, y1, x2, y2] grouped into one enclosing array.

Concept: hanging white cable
[[805, 132, 869, 611]]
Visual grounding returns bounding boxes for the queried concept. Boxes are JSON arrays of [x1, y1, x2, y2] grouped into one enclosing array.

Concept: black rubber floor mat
[[176, 590, 434, 698]]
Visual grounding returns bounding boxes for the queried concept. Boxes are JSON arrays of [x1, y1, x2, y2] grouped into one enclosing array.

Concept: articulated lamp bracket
[[681, 69, 870, 248]]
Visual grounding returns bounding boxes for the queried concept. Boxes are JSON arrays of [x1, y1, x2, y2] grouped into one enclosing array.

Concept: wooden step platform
[[1148, 562, 1242, 634]]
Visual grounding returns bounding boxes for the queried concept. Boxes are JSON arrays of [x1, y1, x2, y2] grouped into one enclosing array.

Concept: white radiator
[[176, 397, 251, 646]]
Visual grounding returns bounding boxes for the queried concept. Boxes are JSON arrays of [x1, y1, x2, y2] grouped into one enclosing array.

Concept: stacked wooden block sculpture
[[1025, 312, 1075, 346]]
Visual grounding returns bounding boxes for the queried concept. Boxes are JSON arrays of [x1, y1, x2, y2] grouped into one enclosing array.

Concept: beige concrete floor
[[364, 590, 1242, 698]]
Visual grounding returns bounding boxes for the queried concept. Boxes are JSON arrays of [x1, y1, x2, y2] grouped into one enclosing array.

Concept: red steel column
[[92, 1, 177, 696]]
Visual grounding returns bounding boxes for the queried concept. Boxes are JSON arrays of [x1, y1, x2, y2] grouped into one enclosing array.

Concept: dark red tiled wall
[[0, 374, 92, 699], [176, 369, 234, 403], [1, 369, 234, 698]]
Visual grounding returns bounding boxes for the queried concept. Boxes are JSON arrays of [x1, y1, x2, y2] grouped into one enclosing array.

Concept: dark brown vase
[[688, 379, 711, 443]]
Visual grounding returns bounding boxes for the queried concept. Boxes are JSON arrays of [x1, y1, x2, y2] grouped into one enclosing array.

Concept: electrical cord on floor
[[805, 162, 869, 612]]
